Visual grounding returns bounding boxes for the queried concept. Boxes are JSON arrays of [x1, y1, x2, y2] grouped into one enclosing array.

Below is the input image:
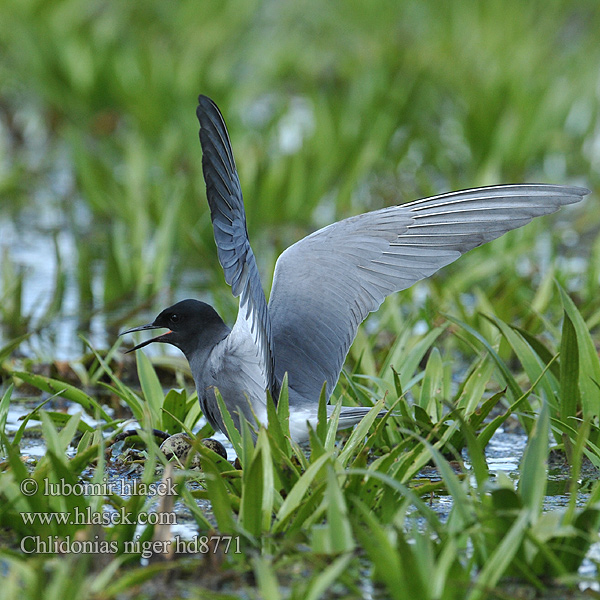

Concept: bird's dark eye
[[169, 314, 180, 324]]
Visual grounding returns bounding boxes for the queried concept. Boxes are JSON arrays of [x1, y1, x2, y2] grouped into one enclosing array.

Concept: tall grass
[[2, 318, 599, 599], [0, 1, 599, 598]]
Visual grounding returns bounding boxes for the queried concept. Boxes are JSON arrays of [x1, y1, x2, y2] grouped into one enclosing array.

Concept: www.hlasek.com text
[[21, 506, 176, 526]]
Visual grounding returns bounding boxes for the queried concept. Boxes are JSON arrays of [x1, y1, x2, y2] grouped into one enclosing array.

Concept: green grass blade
[[305, 553, 353, 600], [382, 325, 446, 390], [11, 371, 111, 421], [518, 400, 549, 515], [559, 307, 580, 460], [0, 383, 13, 450], [455, 354, 495, 414], [485, 314, 559, 413], [324, 396, 343, 452], [273, 453, 331, 532], [258, 429, 276, 530], [338, 397, 385, 467], [419, 346, 443, 421], [352, 497, 426, 600], [239, 442, 265, 537], [135, 351, 164, 425], [467, 511, 530, 600], [161, 389, 187, 434], [0, 334, 30, 363], [316, 382, 328, 443], [199, 453, 236, 533], [444, 315, 524, 404], [558, 283, 600, 418], [324, 467, 354, 553], [276, 372, 290, 426], [214, 388, 243, 459], [253, 556, 282, 600], [266, 387, 288, 453]]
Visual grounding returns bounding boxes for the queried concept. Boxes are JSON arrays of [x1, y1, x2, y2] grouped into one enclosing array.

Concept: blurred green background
[[0, 0, 599, 358]]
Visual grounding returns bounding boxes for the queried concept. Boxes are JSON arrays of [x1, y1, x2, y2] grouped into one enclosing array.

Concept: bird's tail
[[337, 406, 390, 431]]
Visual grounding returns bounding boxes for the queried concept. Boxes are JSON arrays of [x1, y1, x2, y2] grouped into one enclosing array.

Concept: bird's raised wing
[[196, 95, 278, 399], [268, 184, 589, 400]]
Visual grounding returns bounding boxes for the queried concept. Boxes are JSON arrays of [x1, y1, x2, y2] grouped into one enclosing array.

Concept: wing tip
[[404, 183, 591, 211], [571, 185, 592, 198], [196, 94, 223, 127], [551, 184, 591, 203], [197, 93, 215, 109]]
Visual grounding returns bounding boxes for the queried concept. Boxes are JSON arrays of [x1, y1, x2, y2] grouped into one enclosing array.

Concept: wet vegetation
[[1, 0, 600, 598]]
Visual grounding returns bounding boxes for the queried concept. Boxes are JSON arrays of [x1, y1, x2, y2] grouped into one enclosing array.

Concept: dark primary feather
[[268, 184, 588, 401], [196, 95, 279, 399]]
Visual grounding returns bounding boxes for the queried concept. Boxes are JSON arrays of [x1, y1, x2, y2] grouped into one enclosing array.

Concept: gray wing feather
[[268, 184, 589, 401], [197, 95, 279, 398]]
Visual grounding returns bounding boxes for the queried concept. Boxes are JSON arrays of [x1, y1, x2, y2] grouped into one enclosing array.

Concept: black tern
[[121, 94, 589, 443]]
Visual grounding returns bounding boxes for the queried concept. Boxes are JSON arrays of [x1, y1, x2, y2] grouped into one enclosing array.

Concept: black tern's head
[[120, 299, 227, 356]]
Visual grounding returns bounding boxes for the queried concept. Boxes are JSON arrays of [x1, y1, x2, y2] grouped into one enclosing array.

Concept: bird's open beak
[[119, 323, 173, 353]]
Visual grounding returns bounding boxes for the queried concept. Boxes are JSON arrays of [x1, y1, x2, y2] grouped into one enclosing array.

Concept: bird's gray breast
[[191, 333, 268, 435]]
